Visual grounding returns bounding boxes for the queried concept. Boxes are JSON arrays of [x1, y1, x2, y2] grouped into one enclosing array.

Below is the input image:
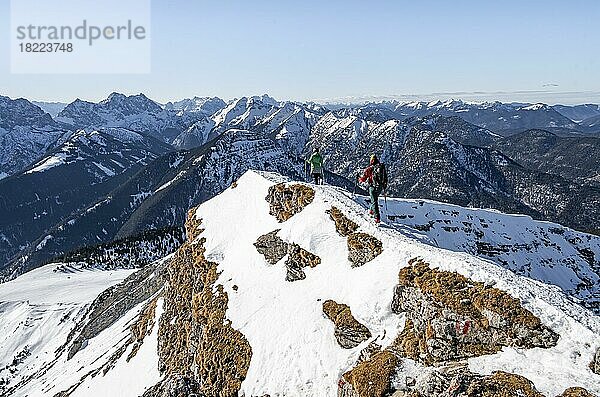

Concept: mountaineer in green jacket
[[307, 148, 324, 185]]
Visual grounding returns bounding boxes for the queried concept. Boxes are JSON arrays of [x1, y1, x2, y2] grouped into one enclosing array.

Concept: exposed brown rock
[[150, 213, 252, 397], [343, 355, 590, 397], [389, 319, 426, 362], [464, 371, 545, 397], [266, 183, 315, 222], [156, 234, 205, 378], [184, 206, 203, 241], [193, 266, 252, 395], [395, 369, 546, 397], [347, 233, 383, 267], [558, 387, 596, 397], [390, 259, 559, 365], [591, 347, 600, 375], [254, 229, 288, 265], [327, 206, 359, 237], [322, 300, 371, 349], [253, 230, 321, 282], [340, 350, 399, 397], [285, 243, 321, 282]]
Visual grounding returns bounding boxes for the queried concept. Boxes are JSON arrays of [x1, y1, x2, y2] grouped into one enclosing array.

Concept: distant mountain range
[[1, 92, 599, 279], [307, 113, 600, 233]]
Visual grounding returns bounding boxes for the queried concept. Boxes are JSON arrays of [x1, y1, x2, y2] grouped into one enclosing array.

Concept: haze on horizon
[[1, 0, 598, 105]]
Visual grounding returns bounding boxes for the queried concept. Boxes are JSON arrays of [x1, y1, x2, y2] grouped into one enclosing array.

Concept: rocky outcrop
[[338, 259, 562, 397], [464, 371, 545, 397], [254, 229, 322, 281], [327, 206, 359, 237], [356, 340, 383, 364], [184, 207, 203, 241], [342, 357, 595, 397], [148, 208, 252, 396], [324, 206, 383, 267], [347, 233, 383, 267], [389, 259, 559, 365], [591, 347, 600, 375], [339, 350, 399, 397], [322, 300, 371, 349], [142, 376, 200, 397], [390, 369, 547, 397], [559, 387, 596, 397], [285, 243, 321, 281], [254, 229, 288, 265], [375, 365, 594, 397], [266, 183, 315, 222]]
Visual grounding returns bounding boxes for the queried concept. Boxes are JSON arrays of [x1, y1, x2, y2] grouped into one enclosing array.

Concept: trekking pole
[[305, 161, 309, 182], [384, 190, 388, 211]]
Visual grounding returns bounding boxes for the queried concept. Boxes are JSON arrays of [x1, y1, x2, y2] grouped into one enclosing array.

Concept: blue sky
[[1, 0, 599, 104]]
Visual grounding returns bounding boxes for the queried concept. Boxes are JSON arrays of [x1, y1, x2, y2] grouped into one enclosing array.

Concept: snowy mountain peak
[[105, 91, 127, 101], [98, 92, 162, 113], [520, 103, 549, 111], [163, 96, 226, 116], [2, 170, 598, 396], [252, 93, 279, 106]]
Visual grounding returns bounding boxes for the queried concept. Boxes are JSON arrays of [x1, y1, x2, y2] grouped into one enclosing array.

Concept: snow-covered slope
[[3, 171, 598, 396], [211, 95, 279, 134], [0, 264, 138, 395], [188, 171, 600, 396], [170, 95, 287, 150], [379, 197, 600, 313], [171, 116, 216, 149], [269, 104, 322, 157]]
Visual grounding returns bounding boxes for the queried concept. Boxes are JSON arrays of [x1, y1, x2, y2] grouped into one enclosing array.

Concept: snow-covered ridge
[[191, 171, 600, 396], [2, 170, 599, 396]]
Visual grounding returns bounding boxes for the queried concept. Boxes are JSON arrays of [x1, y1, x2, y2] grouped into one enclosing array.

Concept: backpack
[[373, 163, 388, 189]]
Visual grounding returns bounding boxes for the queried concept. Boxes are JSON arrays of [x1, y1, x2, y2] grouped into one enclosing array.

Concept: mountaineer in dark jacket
[[358, 154, 388, 223]]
